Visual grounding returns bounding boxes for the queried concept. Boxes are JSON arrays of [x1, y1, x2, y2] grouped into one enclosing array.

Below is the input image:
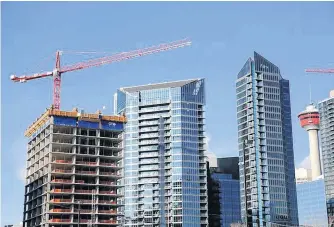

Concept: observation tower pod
[[298, 104, 322, 180]]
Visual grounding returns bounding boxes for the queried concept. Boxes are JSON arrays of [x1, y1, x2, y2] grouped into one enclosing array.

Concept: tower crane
[[305, 68, 334, 74], [10, 39, 191, 110]]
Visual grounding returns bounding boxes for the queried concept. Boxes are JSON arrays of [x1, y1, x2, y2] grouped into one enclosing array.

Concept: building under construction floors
[[23, 107, 126, 227]]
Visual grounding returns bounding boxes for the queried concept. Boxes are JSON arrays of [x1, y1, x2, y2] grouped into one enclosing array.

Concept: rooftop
[[120, 78, 201, 93], [25, 106, 126, 137]]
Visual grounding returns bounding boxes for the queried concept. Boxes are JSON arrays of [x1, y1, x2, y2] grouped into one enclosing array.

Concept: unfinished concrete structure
[[23, 107, 126, 227]]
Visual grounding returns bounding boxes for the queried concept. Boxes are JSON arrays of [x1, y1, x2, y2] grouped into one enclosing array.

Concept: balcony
[[53, 159, 73, 164], [139, 152, 159, 158], [139, 146, 158, 152], [49, 219, 71, 223], [51, 189, 72, 194], [74, 180, 85, 184], [53, 127, 73, 134], [75, 189, 94, 194], [76, 170, 96, 175], [99, 191, 116, 195], [140, 159, 158, 164], [139, 140, 159, 145], [139, 173, 159, 178], [76, 161, 97, 166], [139, 127, 159, 132], [50, 199, 72, 203], [52, 148, 72, 154], [52, 169, 73, 174], [140, 106, 170, 113], [99, 181, 116, 186], [52, 139, 73, 144], [74, 209, 92, 214], [100, 172, 121, 177], [98, 200, 117, 205], [98, 210, 117, 214], [76, 199, 92, 204], [51, 179, 73, 184], [99, 162, 117, 167], [49, 209, 72, 213], [98, 220, 117, 224]]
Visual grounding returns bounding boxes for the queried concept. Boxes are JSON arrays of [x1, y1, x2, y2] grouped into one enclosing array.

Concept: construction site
[[14, 39, 192, 227], [24, 107, 127, 227]]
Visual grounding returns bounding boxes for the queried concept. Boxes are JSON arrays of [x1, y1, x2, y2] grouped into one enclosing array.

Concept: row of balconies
[[51, 179, 118, 186], [53, 127, 122, 139], [51, 169, 121, 177], [48, 219, 118, 224], [28, 145, 122, 163], [52, 159, 121, 166], [50, 199, 117, 205], [50, 189, 119, 195], [52, 138, 122, 148], [49, 208, 119, 214], [29, 134, 121, 154]]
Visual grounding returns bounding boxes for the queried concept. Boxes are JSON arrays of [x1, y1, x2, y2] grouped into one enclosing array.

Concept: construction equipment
[[10, 39, 191, 110], [305, 68, 334, 74]]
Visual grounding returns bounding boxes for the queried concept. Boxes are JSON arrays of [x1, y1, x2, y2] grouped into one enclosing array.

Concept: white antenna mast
[[307, 73, 313, 104]]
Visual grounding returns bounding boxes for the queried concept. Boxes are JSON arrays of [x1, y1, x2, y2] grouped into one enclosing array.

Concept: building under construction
[[23, 107, 126, 227]]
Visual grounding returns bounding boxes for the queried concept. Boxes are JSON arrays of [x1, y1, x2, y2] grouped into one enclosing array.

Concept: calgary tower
[[298, 104, 322, 180]]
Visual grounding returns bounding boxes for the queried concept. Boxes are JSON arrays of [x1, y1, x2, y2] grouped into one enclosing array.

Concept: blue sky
[[1, 1, 334, 224]]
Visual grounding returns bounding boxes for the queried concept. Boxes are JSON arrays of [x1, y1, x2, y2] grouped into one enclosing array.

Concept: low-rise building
[[296, 176, 328, 227]]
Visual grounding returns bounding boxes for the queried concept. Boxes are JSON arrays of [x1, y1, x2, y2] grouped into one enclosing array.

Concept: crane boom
[[305, 68, 334, 73], [10, 38, 191, 109], [60, 39, 190, 73]]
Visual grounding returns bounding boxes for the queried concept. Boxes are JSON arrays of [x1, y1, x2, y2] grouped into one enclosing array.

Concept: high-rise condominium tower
[[318, 90, 334, 225], [115, 79, 208, 227], [236, 52, 298, 226]]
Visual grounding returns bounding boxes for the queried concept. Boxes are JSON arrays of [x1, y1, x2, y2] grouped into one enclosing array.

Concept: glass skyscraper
[[115, 79, 208, 227], [236, 52, 299, 226], [318, 90, 334, 225], [296, 178, 328, 227]]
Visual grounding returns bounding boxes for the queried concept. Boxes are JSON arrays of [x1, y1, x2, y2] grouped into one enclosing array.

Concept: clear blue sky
[[1, 1, 334, 224]]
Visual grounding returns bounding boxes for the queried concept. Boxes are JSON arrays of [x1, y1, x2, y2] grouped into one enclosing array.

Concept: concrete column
[[308, 129, 321, 180]]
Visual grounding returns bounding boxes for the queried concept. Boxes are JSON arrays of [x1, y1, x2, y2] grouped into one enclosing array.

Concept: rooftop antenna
[[307, 73, 313, 105]]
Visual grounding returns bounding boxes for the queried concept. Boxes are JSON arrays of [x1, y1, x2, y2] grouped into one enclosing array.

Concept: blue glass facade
[[236, 52, 299, 226], [115, 79, 208, 227], [211, 173, 241, 227], [318, 93, 334, 225], [297, 178, 328, 227]]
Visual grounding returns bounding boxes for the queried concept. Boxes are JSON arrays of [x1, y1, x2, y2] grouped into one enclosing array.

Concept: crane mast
[[11, 39, 191, 110]]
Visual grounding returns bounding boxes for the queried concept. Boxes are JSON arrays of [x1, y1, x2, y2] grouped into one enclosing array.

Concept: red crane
[[305, 68, 334, 74], [11, 39, 191, 110]]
